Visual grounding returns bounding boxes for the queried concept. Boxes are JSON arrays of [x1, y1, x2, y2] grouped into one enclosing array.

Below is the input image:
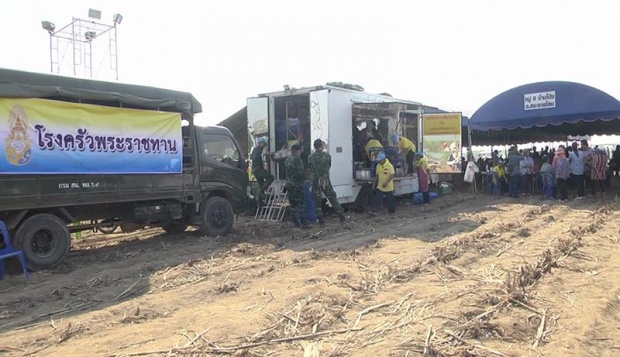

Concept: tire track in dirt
[[261, 204, 615, 356], [382, 205, 619, 356], [0, 194, 488, 355], [532, 206, 620, 357], [283, 194, 500, 253], [1, 197, 615, 357], [142, 202, 573, 356]]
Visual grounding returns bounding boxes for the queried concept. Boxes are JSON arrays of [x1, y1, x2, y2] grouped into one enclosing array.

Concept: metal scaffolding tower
[[42, 9, 122, 80]]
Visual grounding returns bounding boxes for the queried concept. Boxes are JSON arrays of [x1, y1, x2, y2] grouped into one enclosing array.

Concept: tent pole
[[467, 125, 476, 193], [467, 124, 472, 150]]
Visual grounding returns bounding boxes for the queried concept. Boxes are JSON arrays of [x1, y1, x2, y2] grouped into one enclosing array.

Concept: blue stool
[[0, 220, 30, 282]]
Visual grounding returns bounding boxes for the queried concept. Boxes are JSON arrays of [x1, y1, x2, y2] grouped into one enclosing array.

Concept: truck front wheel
[[14, 214, 72, 268], [200, 196, 234, 237]]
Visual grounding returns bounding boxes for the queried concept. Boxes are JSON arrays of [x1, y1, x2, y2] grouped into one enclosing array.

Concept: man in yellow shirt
[[391, 134, 416, 174], [492, 160, 508, 194], [370, 152, 396, 215], [364, 135, 384, 162]]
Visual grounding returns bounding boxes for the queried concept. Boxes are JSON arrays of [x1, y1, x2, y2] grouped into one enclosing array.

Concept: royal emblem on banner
[[4, 105, 33, 166]]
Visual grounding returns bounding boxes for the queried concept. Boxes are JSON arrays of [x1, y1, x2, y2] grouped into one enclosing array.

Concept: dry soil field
[[1, 193, 619, 357]]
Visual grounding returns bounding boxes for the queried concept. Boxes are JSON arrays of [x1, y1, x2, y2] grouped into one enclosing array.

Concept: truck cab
[[193, 125, 249, 214], [0, 68, 249, 268]]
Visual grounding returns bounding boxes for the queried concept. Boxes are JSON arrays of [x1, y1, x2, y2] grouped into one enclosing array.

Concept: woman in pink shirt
[[552, 146, 566, 168]]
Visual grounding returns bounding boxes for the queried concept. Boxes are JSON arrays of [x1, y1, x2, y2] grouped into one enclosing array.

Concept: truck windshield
[[202, 133, 241, 168]]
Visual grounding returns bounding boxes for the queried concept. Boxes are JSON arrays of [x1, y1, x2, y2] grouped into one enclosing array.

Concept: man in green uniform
[[285, 144, 310, 229], [251, 137, 274, 204], [308, 139, 346, 226]]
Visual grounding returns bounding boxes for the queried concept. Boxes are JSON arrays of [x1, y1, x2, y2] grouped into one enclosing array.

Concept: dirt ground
[[1, 192, 619, 357]]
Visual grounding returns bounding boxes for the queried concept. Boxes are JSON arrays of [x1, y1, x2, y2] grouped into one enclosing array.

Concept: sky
[[1, 0, 619, 128]]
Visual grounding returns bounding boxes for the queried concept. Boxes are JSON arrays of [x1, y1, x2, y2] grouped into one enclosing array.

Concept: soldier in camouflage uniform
[[251, 137, 274, 204], [308, 139, 346, 226], [285, 145, 310, 229]]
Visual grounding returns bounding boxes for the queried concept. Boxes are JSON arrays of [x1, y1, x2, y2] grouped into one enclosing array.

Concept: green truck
[[0, 69, 248, 268]]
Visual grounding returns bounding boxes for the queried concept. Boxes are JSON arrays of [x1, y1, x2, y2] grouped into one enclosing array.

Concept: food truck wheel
[[14, 214, 71, 267], [200, 196, 234, 237]]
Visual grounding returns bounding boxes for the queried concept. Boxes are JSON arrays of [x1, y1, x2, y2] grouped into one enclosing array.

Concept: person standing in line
[[415, 151, 431, 204], [492, 150, 500, 167], [591, 147, 609, 201], [569, 142, 586, 199], [308, 139, 346, 226], [581, 140, 595, 196], [531, 146, 540, 161], [540, 155, 555, 200], [611, 145, 620, 177], [492, 160, 508, 195], [251, 137, 274, 204], [555, 148, 571, 202], [507, 146, 523, 198], [285, 145, 310, 229], [519, 149, 534, 196], [552, 145, 566, 168]]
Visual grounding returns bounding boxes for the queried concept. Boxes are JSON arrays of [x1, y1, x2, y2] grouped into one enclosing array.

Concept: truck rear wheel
[[14, 214, 71, 268], [200, 196, 234, 237], [161, 221, 189, 234]]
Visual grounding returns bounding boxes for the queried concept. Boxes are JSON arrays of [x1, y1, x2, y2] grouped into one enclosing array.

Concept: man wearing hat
[[308, 139, 346, 225], [285, 144, 310, 229], [251, 137, 274, 204], [370, 152, 396, 214]]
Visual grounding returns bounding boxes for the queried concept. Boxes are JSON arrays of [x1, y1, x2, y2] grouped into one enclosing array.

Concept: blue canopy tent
[[469, 81, 620, 145]]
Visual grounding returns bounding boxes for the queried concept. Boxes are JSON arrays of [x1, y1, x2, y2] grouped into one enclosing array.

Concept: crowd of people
[[477, 140, 618, 201]]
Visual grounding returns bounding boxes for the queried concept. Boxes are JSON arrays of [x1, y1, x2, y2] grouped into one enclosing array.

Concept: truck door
[[247, 97, 270, 156], [199, 132, 248, 203]]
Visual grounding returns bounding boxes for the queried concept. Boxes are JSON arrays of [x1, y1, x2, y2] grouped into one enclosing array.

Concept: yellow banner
[[422, 113, 463, 173], [0, 98, 182, 174], [423, 113, 462, 136]]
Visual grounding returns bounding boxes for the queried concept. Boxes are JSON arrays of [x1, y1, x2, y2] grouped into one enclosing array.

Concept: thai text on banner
[[0, 98, 183, 174]]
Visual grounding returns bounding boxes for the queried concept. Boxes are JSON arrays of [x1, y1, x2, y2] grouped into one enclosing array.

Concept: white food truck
[[247, 83, 441, 211]]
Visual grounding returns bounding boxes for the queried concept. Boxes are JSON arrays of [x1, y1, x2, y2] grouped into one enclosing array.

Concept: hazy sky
[[1, 0, 619, 127]]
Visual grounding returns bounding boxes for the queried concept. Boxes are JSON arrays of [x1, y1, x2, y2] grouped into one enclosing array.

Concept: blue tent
[[470, 81, 620, 131]]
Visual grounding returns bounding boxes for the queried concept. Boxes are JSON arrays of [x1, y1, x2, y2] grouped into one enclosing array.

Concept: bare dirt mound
[[0, 194, 619, 357]]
